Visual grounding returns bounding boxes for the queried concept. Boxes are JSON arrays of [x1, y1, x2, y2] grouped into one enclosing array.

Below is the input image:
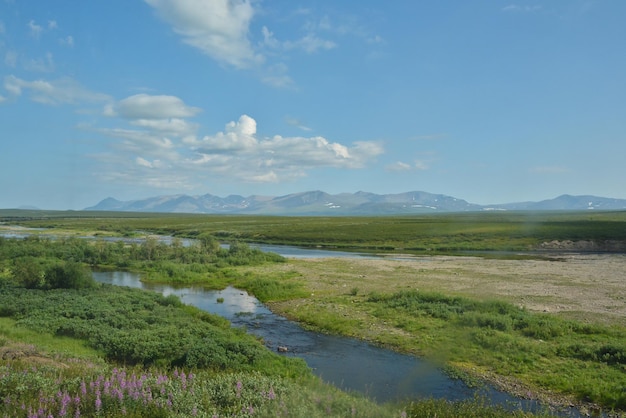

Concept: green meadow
[[1, 209, 625, 416], [3, 209, 626, 252]]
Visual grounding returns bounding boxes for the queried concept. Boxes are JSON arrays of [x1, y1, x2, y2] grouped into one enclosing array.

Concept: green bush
[[44, 261, 95, 290]]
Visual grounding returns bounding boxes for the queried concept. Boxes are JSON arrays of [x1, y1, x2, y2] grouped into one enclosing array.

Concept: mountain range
[[85, 191, 626, 215]]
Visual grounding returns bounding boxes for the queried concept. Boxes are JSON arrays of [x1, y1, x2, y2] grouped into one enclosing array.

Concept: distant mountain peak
[[84, 191, 626, 215]]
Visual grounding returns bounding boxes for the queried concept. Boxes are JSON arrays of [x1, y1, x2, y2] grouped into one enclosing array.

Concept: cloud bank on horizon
[[1, 1, 625, 209]]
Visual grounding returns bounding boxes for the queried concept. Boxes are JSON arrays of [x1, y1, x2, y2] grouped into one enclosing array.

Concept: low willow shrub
[[0, 236, 285, 284], [0, 282, 307, 375]]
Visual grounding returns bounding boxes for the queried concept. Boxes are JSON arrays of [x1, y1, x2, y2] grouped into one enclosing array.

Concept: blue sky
[[1, 0, 625, 210]]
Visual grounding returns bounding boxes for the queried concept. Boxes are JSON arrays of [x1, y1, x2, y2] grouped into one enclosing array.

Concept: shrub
[[44, 261, 95, 290]]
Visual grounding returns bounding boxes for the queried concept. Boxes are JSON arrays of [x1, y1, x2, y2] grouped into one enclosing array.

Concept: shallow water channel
[[0, 228, 581, 414], [91, 270, 561, 414]]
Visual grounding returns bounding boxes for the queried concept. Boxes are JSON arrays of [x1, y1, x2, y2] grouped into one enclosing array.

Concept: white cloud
[[3, 75, 111, 105], [60, 35, 74, 47], [130, 118, 198, 137], [94, 114, 383, 189], [260, 63, 294, 89], [28, 20, 43, 38], [283, 33, 336, 54], [107, 94, 201, 119], [98, 127, 178, 160], [261, 26, 279, 49], [48, 20, 58, 30], [188, 115, 382, 181], [386, 161, 412, 171], [0, 94, 6, 103], [144, 0, 260, 69], [414, 160, 429, 170], [285, 116, 312, 131], [136, 157, 164, 168], [386, 159, 429, 172], [191, 114, 258, 152], [261, 25, 336, 54]]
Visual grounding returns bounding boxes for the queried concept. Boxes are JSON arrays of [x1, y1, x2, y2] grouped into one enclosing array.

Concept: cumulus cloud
[[186, 114, 383, 182], [94, 113, 383, 189], [28, 20, 43, 38], [105, 94, 202, 119], [188, 114, 258, 153], [144, 0, 260, 69], [3, 75, 111, 105]]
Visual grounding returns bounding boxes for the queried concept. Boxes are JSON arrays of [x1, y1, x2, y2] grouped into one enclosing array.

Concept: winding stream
[[92, 270, 556, 414], [1, 227, 583, 414]]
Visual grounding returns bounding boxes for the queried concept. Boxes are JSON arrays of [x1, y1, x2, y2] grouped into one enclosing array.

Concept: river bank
[[242, 254, 626, 415], [2, 224, 624, 414]]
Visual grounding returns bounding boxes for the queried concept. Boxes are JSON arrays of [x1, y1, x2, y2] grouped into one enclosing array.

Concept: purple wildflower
[[236, 380, 243, 397], [267, 387, 276, 400]]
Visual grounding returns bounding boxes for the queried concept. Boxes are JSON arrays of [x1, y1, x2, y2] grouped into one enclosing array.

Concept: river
[[0, 228, 583, 413], [91, 270, 562, 414]]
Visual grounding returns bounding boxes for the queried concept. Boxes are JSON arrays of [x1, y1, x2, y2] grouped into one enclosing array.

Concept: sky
[[1, 0, 625, 210]]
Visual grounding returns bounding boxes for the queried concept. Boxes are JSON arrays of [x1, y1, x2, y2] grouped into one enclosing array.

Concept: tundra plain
[[1, 209, 626, 416]]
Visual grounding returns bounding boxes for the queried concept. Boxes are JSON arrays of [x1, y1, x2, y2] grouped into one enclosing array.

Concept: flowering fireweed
[[0, 364, 293, 417], [0, 363, 422, 417]]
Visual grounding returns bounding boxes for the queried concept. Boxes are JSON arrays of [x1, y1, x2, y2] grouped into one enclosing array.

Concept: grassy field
[[240, 255, 626, 413], [2, 209, 626, 253], [1, 209, 626, 416]]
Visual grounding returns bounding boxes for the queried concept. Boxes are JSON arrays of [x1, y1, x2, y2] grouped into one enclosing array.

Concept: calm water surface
[[92, 271, 559, 414]]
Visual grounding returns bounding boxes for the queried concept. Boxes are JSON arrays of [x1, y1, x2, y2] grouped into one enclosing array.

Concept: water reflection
[[92, 271, 552, 413]]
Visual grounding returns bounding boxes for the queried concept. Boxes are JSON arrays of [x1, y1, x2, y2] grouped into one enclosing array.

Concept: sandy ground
[[266, 253, 626, 326]]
